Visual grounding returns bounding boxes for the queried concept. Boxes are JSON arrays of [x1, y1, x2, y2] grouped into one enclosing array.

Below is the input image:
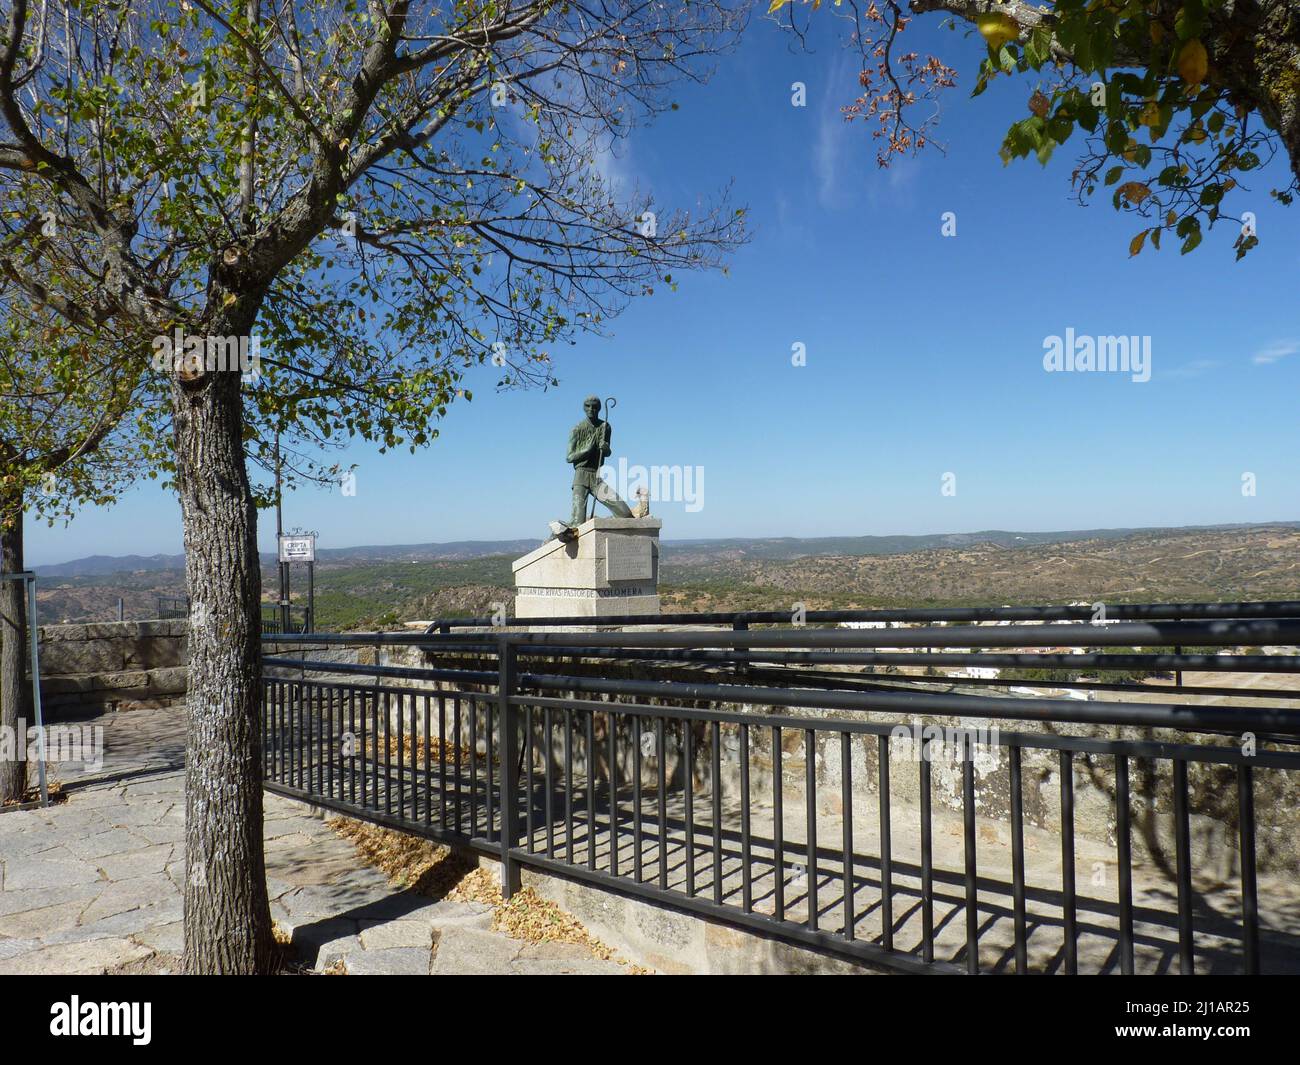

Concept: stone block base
[[512, 516, 661, 621]]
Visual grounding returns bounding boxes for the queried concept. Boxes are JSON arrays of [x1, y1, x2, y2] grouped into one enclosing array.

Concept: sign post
[[277, 533, 317, 633]]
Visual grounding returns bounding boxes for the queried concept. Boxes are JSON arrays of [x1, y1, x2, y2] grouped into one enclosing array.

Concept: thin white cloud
[[1162, 358, 1220, 380], [814, 102, 843, 209], [591, 136, 636, 198], [1252, 340, 1299, 365]]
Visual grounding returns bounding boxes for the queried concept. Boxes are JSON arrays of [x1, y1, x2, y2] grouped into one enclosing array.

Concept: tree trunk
[[1247, 0, 1300, 186], [0, 493, 30, 803], [174, 347, 274, 974]]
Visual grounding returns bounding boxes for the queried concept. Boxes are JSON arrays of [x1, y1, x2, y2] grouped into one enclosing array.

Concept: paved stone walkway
[[0, 706, 626, 975]]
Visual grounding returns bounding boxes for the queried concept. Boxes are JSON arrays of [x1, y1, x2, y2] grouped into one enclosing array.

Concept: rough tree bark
[[175, 304, 274, 974], [0, 493, 29, 803]]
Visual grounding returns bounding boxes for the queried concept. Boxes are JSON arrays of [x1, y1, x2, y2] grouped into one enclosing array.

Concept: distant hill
[[35, 553, 187, 578], [35, 521, 1299, 577], [661, 524, 1287, 562], [30, 521, 1300, 626], [34, 540, 538, 577]]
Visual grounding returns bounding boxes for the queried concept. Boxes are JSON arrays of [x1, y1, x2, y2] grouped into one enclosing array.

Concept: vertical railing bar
[[260, 680, 267, 782], [920, 738, 933, 963], [544, 706, 555, 859], [272, 680, 281, 783], [1238, 763, 1260, 975], [773, 725, 784, 922], [345, 686, 356, 806], [564, 708, 574, 864], [633, 714, 643, 884], [266, 680, 273, 783], [1173, 758, 1194, 975], [499, 641, 521, 899], [303, 681, 311, 793], [320, 686, 327, 799], [1010, 743, 1027, 975], [586, 710, 597, 872], [290, 679, 298, 790], [302, 681, 309, 794], [963, 734, 978, 975], [311, 683, 318, 798], [308, 683, 315, 797], [841, 731, 853, 941], [608, 706, 619, 877], [321, 685, 328, 798], [805, 728, 818, 931], [711, 720, 723, 906], [321, 686, 328, 799], [684, 722, 695, 896], [279, 681, 287, 785], [332, 686, 340, 802], [878, 734, 892, 952], [486, 701, 496, 845], [740, 723, 752, 913], [308, 682, 315, 795], [261, 680, 268, 780], [657, 716, 668, 890], [293, 679, 302, 792], [437, 695, 447, 831], [262, 680, 269, 781], [311, 685, 320, 798], [1116, 754, 1134, 975], [321, 683, 328, 798], [408, 695, 417, 822], [364, 686, 373, 810], [453, 696, 462, 836], [470, 699, 479, 839], [423, 693, 432, 827], [383, 689, 392, 816], [525, 705, 535, 852], [283, 680, 290, 788], [1060, 748, 1077, 974]]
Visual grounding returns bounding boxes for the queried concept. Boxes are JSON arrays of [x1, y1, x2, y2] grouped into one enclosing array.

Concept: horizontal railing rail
[[266, 617, 1300, 649], [404, 600, 1300, 631], [260, 600, 1300, 975]]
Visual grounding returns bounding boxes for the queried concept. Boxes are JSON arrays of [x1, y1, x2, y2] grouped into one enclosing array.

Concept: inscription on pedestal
[[605, 536, 653, 582]]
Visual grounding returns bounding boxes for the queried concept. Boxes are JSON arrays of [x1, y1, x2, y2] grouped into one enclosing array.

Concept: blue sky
[[27, 16, 1299, 566]]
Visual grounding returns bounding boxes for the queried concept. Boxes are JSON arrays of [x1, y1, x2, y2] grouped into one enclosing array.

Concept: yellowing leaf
[[1129, 230, 1148, 257], [1118, 181, 1152, 205], [977, 13, 1020, 50], [1178, 39, 1208, 85]]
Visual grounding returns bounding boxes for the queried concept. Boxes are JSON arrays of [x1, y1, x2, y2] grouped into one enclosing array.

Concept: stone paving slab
[[0, 705, 633, 975]]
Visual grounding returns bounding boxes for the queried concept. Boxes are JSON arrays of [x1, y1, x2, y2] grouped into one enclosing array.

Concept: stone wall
[[38, 620, 188, 715]]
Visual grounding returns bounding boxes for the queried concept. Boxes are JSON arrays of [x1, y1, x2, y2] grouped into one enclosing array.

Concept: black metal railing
[[156, 595, 189, 620], [261, 604, 1300, 974], [261, 604, 311, 635]]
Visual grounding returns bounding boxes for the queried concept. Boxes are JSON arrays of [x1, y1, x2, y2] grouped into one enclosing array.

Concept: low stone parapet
[[37, 620, 188, 715]]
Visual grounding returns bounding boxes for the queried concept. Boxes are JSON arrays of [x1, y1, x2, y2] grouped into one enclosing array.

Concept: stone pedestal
[[512, 517, 661, 619]]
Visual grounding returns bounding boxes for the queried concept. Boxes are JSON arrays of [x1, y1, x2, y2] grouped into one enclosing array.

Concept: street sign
[[278, 533, 316, 563]]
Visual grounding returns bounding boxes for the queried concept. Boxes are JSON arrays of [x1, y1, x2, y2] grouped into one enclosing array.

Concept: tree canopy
[[773, 0, 1298, 258]]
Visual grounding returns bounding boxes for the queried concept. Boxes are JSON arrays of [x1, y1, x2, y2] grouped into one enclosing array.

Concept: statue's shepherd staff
[[588, 395, 616, 521]]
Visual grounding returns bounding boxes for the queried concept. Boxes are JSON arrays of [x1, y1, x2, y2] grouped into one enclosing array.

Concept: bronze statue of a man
[[565, 395, 631, 527]]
